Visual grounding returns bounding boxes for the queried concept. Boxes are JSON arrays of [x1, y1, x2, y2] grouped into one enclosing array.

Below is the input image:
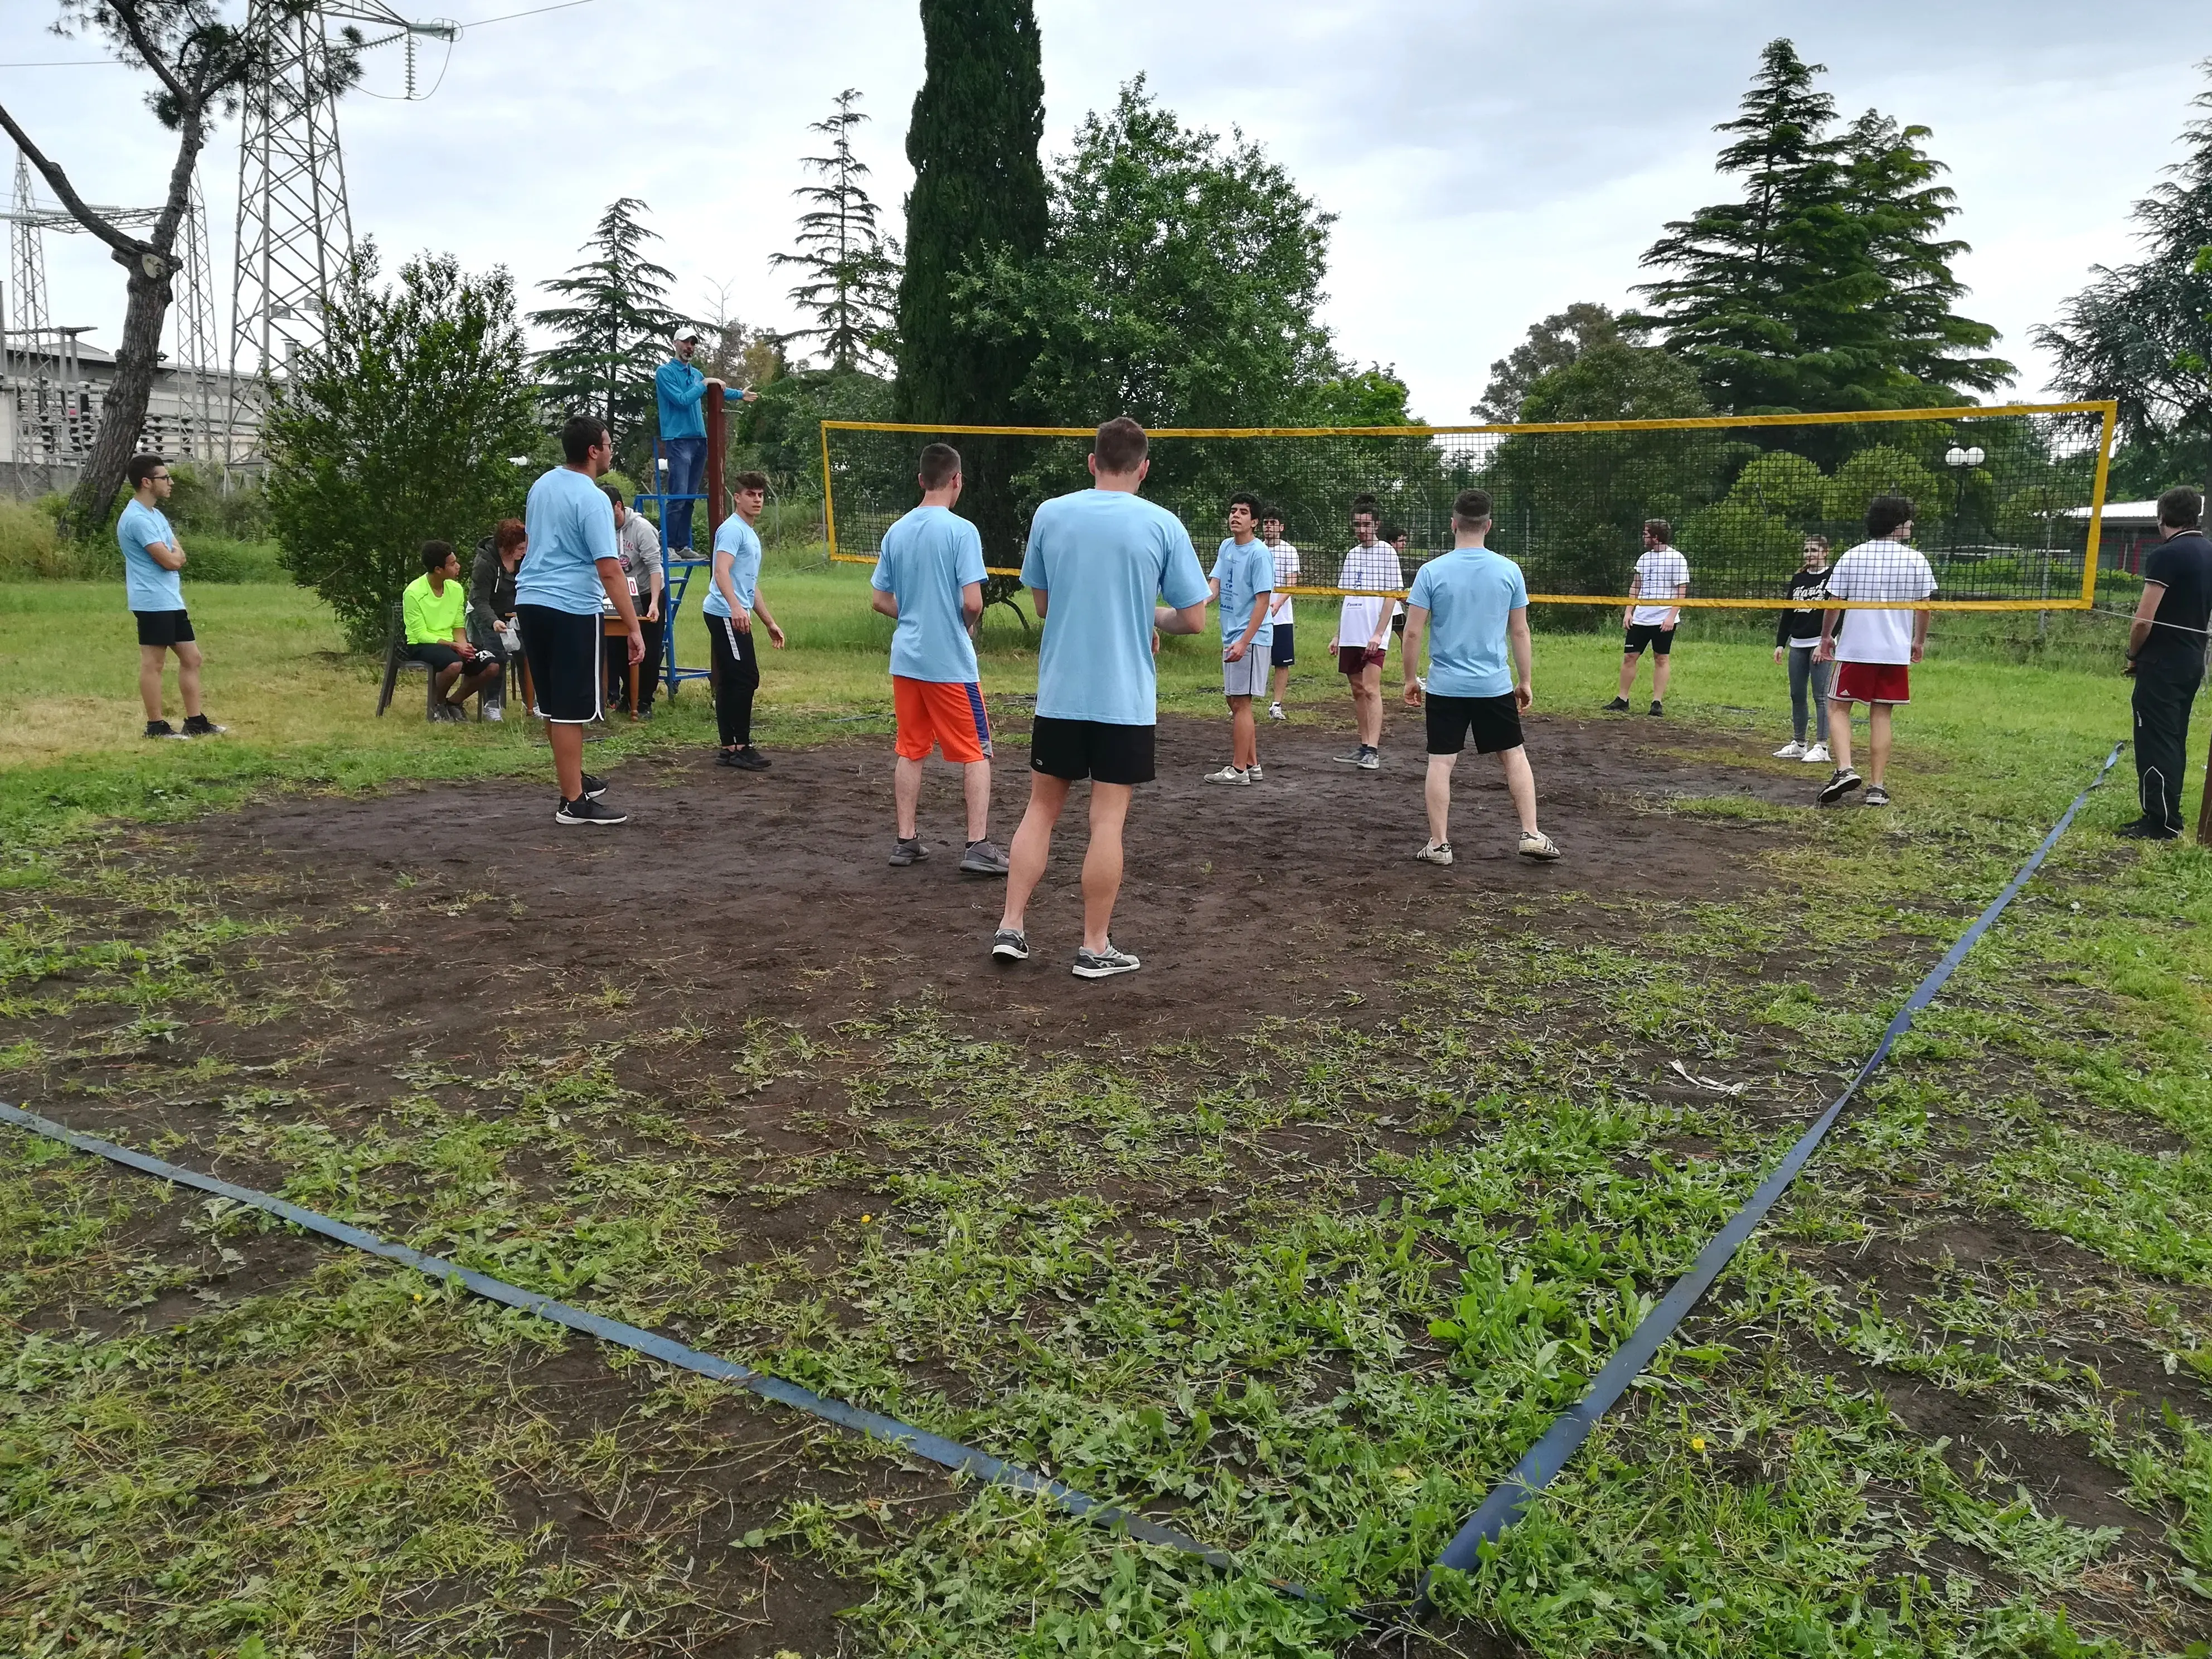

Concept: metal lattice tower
[[7, 150, 57, 476], [171, 173, 221, 462]]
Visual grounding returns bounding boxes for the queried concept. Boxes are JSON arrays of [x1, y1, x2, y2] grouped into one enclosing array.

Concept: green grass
[[3, 565, 2212, 1656]]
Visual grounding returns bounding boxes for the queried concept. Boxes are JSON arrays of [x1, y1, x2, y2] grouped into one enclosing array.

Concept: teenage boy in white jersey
[[870, 442, 1008, 874], [1261, 506, 1298, 721], [115, 453, 224, 739], [993, 418, 1211, 979], [1607, 519, 1690, 716], [1402, 489, 1561, 865], [518, 414, 643, 826], [1816, 494, 1935, 807], [1331, 497, 1403, 769], [1206, 492, 1274, 785]]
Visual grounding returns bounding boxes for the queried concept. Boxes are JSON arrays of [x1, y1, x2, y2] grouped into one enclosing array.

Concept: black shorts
[[405, 642, 482, 674], [1426, 692, 1524, 756], [1269, 623, 1295, 668], [134, 609, 194, 648], [515, 604, 603, 724], [1029, 716, 1156, 786], [1623, 623, 1676, 657]]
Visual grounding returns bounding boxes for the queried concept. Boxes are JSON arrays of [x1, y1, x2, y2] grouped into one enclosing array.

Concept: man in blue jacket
[[654, 328, 756, 557]]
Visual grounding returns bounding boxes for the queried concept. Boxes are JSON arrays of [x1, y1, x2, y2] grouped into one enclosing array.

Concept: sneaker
[[1072, 942, 1142, 979], [580, 772, 609, 802], [991, 928, 1029, 962], [144, 719, 186, 740], [1268, 702, 1287, 721], [1415, 841, 1454, 867], [1818, 767, 1864, 806], [1518, 830, 1564, 861], [1648, 701, 1664, 717], [889, 836, 928, 867], [1603, 697, 1630, 712], [181, 714, 226, 737], [1356, 746, 1380, 771], [483, 704, 504, 722], [1246, 764, 1263, 782], [1772, 741, 1807, 759], [554, 797, 629, 827], [2116, 819, 2181, 841], [1333, 746, 1367, 765], [959, 839, 1011, 876], [1802, 743, 1831, 764], [1864, 785, 1891, 807], [428, 702, 463, 725], [1205, 765, 1251, 785], [729, 747, 770, 771]]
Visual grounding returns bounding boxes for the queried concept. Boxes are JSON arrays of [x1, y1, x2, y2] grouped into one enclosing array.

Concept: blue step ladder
[[636, 436, 711, 698]]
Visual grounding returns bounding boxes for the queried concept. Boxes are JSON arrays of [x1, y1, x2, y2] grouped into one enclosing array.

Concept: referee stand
[[633, 385, 728, 701]]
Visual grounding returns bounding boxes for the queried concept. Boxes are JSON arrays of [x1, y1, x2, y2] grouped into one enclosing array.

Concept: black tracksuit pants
[[2132, 648, 2203, 833], [707, 612, 760, 748]]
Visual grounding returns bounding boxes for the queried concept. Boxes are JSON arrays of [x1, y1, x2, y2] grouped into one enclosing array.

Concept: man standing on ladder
[[654, 328, 757, 557]]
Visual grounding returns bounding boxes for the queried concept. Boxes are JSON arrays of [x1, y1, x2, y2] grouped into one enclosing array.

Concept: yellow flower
[[1690, 1435, 1707, 1453], [861, 1214, 874, 1224], [412, 1292, 423, 1303]]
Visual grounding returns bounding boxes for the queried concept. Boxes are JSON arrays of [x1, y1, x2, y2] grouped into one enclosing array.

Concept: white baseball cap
[[674, 326, 701, 344]]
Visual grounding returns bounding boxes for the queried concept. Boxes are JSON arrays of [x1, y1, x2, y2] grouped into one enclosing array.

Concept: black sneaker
[[181, 714, 227, 736], [1648, 700, 1663, 717], [1818, 767, 1864, 806], [889, 836, 928, 866], [959, 839, 1011, 876], [580, 772, 609, 801], [1603, 697, 1630, 712], [2115, 819, 2181, 841], [991, 928, 1029, 962], [144, 719, 186, 740], [727, 747, 771, 771], [554, 796, 629, 827]]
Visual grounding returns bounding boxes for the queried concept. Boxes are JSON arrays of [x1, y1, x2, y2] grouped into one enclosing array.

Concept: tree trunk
[[66, 254, 173, 540]]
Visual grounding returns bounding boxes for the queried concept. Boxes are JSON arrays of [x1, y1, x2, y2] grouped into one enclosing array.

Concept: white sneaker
[[1246, 764, 1263, 782], [1772, 741, 1806, 759], [1204, 765, 1250, 785], [484, 704, 504, 722], [1802, 743, 1831, 764], [1268, 702, 1286, 721], [1415, 841, 1454, 866]]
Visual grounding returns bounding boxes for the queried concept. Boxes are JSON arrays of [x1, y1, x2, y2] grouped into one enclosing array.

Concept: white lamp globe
[[1964, 445, 1985, 467], [1945, 446, 1968, 468]]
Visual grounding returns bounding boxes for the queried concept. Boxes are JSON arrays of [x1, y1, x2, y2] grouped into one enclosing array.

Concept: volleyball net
[[821, 402, 2121, 610]]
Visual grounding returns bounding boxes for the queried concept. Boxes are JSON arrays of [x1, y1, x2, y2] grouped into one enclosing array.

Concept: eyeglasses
[[150, 473, 172, 482]]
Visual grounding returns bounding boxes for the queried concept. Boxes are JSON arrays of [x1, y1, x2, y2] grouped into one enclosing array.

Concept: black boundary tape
[[0, 1099, 1331, 1597], [1412, 741, 2126, 1614]]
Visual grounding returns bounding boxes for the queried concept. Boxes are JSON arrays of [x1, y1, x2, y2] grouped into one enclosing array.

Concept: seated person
[[405, 540, 501, 720], [469, 519, 527, 713]]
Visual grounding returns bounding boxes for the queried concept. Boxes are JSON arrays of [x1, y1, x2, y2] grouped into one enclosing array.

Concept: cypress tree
[[895, 0, 1049, 584]]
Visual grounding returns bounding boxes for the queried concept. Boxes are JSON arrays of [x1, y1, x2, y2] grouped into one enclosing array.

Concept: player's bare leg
[[1000, 773, 1070, 934], [1080, 782, 1132, 952]]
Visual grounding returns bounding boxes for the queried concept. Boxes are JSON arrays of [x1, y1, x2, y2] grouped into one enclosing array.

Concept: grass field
[[3, 558, 2212, 1658]]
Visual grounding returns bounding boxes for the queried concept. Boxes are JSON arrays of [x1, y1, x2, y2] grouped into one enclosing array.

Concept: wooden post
[[705, 383, 726, 542]]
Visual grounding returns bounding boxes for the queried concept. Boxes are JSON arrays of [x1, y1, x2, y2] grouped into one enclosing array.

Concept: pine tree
[[2036, 66, 2212, 497], [772, 89, 900, 373], [529, 198, 688, 451]]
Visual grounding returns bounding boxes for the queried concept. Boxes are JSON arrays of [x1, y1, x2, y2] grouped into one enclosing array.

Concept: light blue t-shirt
[[702, 514, 763, 619], [872, 505, 986, 684], [117, 499, 183, 612], [1020, 489, 1210, 726], [656, 358, 708, 441], [1212, 536, 1274, 650], [518, 467, 618, 615], [1408, 546, 1529, 698]]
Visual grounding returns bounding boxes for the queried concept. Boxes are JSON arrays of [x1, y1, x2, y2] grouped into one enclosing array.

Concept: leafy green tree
[[773, 89, 900, 373], [528, 198, 687, 458], [1302, 366, 1418, 426], [265, 248, 539, 650], [1632, 38, 2009, 414], [2035, 66, 2212, 497], [1474, 303, 1643, 421], [1519, 340, 1710, 424]]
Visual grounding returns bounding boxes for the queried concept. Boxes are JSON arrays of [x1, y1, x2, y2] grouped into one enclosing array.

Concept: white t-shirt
[[1631, 545, 1690, 626], [1336, 541, 1404, 649], [1267, 541, 1299, 627], [1826, 539, 1937, 664]]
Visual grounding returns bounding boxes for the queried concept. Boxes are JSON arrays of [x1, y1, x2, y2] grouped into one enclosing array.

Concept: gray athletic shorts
[[1223, 644, 1271, 697]]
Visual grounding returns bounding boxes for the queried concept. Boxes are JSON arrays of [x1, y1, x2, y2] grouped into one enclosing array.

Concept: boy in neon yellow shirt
[[404, 541, 501, 720]]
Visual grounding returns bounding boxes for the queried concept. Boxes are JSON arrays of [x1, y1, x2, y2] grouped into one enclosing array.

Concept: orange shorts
[[893, 675, 992, 763]]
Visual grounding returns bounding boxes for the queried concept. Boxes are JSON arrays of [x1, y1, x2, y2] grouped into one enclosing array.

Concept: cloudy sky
[[2, 0, 2203, 420]]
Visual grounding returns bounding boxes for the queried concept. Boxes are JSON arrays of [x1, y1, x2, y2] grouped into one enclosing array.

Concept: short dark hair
[[602, 484, 627, 513], [1258, 505, 1285, 527], [560, 414, 608, 464], [1643, 518, 1673, 545], [1350, 493, 1378, 517], [1228, 492, 1260, 519], [1866, 494, 1915, 540], [733, 469, 769, 494], [1381, 525, 1406, 545], [2157, 485, 2203, 530], [126, 454, 165, 488], [1453, 488, 1493, 524], [1803, 533, 1830, 550], [493, 517, 527, 552], [422, 540, 454, 574], [919, 443, 962, 491], [1094, 416, 1147, 474]]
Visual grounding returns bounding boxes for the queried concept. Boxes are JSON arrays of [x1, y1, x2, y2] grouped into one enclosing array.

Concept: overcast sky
[[2, 0, 2204, 420]]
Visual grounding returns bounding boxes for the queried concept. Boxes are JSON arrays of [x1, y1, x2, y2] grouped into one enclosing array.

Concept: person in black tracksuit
[[2122, 486, 2212, 839], [1771, 535, 1833, 760]]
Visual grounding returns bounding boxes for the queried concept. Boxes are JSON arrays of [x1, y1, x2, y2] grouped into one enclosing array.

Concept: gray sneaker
[[1356, 746, 1380, 770], [1864, 785, 1891, 807], [1818, 767, 1864, 806], [991, 928, 1029, 962], [889, 836, 928, 867], [959, 839, 1011, 876], [1072, 942, 1142, 979], [1246, 763, 1263, 782]]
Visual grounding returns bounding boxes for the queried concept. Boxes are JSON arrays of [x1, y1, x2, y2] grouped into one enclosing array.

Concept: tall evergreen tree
[[1632, 39, 2009, 414], [2035, 65, 2212, 497], [773, 89, 900, 373], [529, 198, 687, 452]]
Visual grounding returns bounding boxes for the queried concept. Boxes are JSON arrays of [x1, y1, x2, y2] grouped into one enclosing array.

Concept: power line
[[0, 0, 596, 69]]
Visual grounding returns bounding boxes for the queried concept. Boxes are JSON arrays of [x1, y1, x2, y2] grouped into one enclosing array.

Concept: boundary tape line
[[1411, 740, 2127, 1615]]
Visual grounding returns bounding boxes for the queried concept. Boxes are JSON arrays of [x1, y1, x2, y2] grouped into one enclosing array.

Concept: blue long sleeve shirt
[[655, 358, 709, 440]]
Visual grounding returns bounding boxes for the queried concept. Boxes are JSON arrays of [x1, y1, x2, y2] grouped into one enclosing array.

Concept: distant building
[[2063, 501, 2168, 576], [0, 338, 265, 495]]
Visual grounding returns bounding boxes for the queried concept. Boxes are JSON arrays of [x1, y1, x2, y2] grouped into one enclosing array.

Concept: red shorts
[[893, 676, 992, 763], [1831, 662, 1910, 705]]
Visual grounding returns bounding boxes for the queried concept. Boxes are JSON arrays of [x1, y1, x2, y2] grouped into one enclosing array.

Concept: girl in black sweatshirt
[[1773, 536, 1832, 760]]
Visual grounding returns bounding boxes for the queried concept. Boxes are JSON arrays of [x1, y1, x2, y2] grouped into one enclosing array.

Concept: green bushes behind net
[[823, 403, 2118, 609]]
